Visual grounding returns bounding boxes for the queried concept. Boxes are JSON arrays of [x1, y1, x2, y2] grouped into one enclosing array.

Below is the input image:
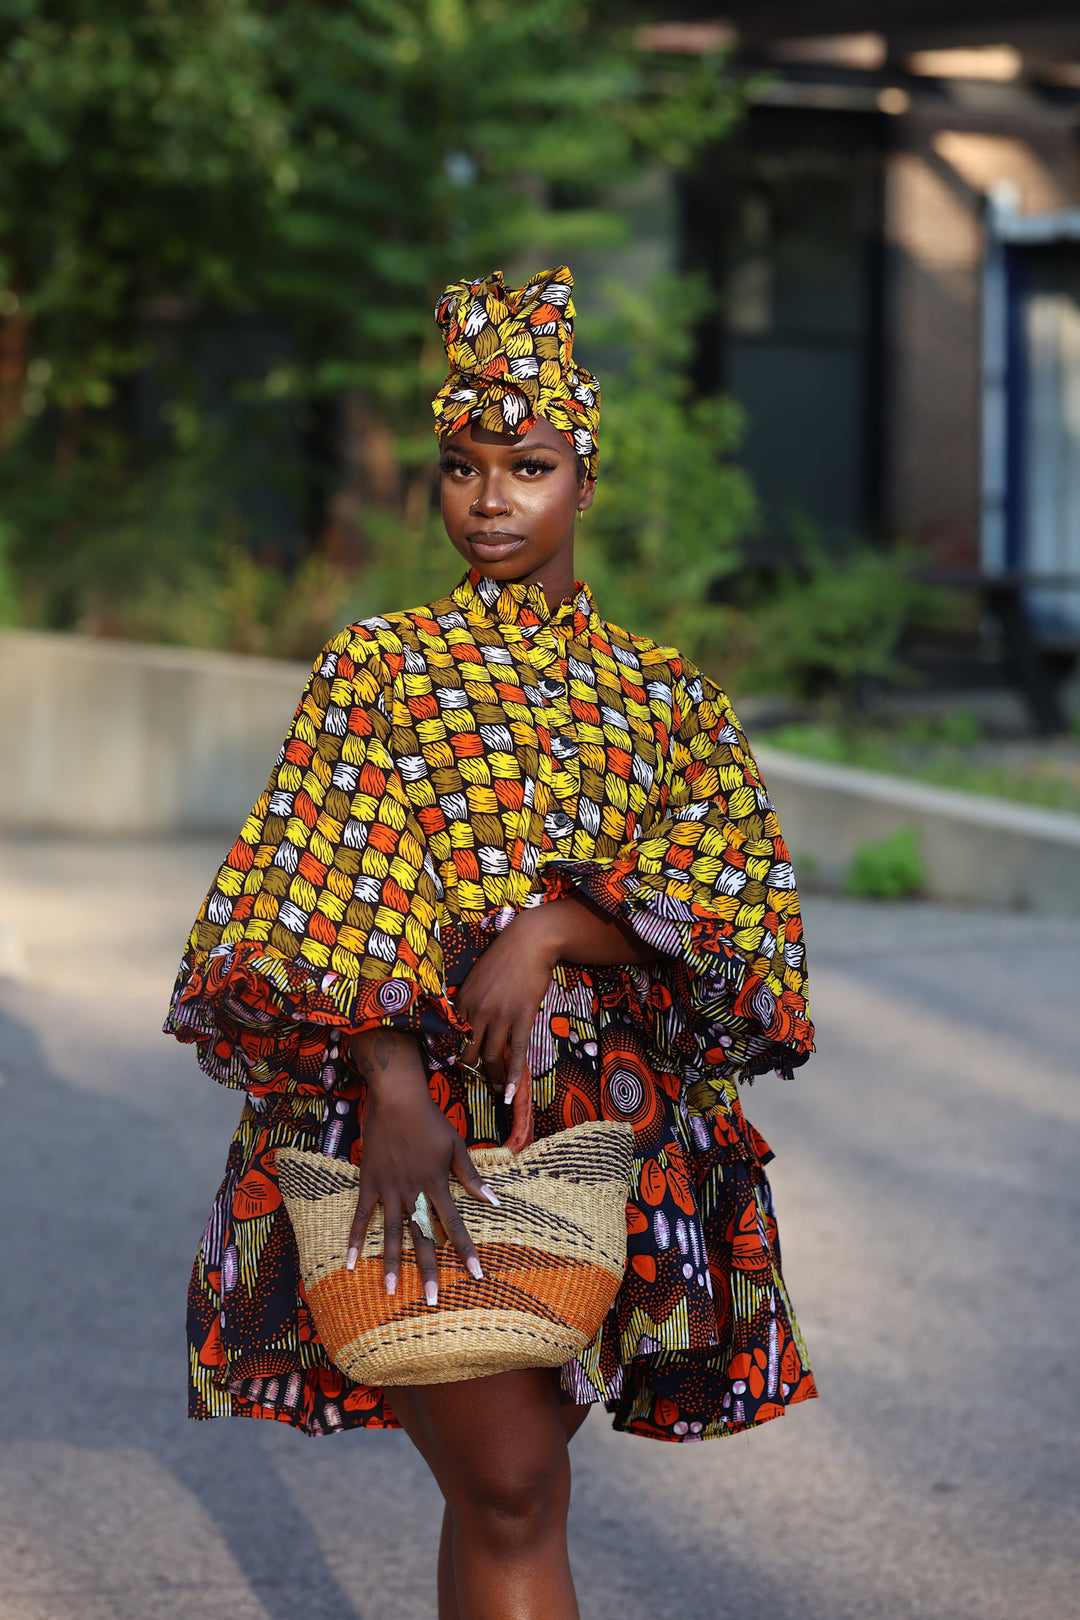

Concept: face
[[439, 417, 595, 601]]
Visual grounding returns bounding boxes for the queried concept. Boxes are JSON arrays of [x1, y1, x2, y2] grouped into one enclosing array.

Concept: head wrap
[[431, 265, 600, 478]]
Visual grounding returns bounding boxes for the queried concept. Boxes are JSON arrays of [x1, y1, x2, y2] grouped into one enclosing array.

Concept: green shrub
[[843, 826, 925, 900], [735, 530, 943, 714], [0, 519, 17, 626], [572, 275, 757, 665]]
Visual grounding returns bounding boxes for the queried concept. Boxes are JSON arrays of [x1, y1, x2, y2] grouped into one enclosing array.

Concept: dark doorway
[[683, 106, 886, 549]]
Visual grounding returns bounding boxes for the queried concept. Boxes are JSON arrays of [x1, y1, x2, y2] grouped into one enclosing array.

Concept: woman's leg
[[387, 1372, 591, 1620], [385, 1387, 460, 1619], [391, 1385, 590, 1620]]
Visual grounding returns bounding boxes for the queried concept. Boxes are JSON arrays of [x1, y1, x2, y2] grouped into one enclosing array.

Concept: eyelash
[[440, 455, 557, 478]]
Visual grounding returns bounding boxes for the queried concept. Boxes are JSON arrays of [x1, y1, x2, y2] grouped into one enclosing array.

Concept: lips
[[467, 531, 525, 558]]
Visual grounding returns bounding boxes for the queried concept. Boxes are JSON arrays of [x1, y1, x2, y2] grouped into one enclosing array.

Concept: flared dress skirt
[[187, 954, 817, 1441]]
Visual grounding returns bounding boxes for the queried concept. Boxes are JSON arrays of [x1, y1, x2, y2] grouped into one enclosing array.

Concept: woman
[[166, 266, 817, 1620]]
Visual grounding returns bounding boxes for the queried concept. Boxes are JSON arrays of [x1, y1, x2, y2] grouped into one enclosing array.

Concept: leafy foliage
[[844, 826, 925, 901], [0, 0, 745, 639], [574, 276, 757, 665], [0, 516, 17, 625], [733, 531, 941, 713], [0, 0, 288, 405]]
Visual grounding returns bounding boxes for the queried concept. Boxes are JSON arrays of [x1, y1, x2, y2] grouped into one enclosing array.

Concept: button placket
[[528, 631, 578, 847]]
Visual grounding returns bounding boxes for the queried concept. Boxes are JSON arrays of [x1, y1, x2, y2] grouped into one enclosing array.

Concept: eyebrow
[[442, 436, 567, 459]]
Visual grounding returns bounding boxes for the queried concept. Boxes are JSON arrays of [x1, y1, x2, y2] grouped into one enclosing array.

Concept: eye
[[512, 457, 557, 477], [440, 454, 475, 478]]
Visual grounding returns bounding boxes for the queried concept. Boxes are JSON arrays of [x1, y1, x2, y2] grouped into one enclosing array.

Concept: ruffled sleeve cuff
[[540, 858, 814, 1096], [164, 941, 468, 1099]]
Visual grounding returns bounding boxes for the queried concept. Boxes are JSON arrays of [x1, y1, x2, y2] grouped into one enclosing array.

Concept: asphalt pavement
[[0, 836, 1077, 1620]]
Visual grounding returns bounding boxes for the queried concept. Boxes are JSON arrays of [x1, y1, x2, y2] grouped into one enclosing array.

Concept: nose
[[470, 476, 510, 517]]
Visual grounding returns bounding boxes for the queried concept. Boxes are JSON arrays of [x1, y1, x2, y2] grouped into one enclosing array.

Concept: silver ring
[[409, 1191, 437, 1242]]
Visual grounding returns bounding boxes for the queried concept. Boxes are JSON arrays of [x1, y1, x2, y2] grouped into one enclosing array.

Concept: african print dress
[[166, 570, 818, 1441]]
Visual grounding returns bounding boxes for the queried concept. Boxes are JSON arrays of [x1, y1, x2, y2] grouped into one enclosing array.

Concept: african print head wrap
[[432, 265, 601, 478]]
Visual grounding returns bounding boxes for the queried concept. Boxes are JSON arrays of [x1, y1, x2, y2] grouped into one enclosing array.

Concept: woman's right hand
[[345, 1028, 497, 1305]]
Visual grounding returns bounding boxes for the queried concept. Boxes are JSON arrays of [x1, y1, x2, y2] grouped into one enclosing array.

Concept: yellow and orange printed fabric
[[431, 265, 601, 477], [166, 569, 812, 1108], [168, 570, 817, 1442]]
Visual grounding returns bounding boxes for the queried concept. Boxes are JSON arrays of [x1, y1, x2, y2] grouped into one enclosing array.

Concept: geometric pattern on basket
[[277, 1120, 634, 1386]]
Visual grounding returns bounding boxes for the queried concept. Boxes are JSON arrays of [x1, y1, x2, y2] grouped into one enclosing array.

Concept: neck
[[507, 546, 576, 615]]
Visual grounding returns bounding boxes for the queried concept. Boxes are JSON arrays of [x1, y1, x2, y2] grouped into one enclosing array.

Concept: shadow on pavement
[[0, 994, 370, 1620]]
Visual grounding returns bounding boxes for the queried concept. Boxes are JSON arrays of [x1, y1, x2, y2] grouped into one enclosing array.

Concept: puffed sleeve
[[163, 624, 466, 1098], [540, 659, 813, 1106]]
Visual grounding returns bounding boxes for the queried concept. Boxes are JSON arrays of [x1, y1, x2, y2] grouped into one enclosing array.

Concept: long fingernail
[[504, 1082, 516, 1104], [480, 1185, 501, 1207], [385, 1271, 397, 1296], [346, 1246, 358, 1271], [425, 1281, 439, 1306], [467, 1257, 484, 1280]]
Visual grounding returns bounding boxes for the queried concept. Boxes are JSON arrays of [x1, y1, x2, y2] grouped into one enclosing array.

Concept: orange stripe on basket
[[307, 1250, 618, 1357]]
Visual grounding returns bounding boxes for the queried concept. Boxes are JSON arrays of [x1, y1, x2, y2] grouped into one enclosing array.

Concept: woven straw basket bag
[[277, 1119, 634, 1387]]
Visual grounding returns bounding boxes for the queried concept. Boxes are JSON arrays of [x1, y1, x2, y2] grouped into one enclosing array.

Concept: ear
[[576, 477, 596, 515]]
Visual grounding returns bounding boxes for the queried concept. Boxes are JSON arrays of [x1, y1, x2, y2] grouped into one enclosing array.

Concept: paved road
[[1, 836, 1077, 1620]]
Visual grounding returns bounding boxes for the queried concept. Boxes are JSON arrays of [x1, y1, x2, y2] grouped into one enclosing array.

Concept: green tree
[[575, 275, 756, 666], [0, 0, 744, 642]]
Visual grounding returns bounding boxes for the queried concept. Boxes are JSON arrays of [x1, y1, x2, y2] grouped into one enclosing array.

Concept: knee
[[447, 1453, 571, 1549]]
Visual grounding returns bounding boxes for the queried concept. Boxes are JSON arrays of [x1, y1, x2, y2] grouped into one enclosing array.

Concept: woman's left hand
[[456, 894, 661, 1133], [455, 907, 563, 1107]]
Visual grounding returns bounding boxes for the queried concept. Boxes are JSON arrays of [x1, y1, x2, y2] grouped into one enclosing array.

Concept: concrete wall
[[3, 630, 1079, 913], [757, 745, 1080, 915], [0, 629, 309, 834]]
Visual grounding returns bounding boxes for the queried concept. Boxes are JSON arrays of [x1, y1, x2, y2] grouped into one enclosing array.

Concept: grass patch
[[844, 827, 925, 900], [759, 716, 1080, 816]]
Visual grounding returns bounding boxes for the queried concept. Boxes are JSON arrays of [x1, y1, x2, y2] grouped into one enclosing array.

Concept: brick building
[[647, 4, 1080, 645]]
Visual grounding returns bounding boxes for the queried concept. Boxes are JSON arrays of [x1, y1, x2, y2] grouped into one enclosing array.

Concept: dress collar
[[450, 569, 600, 638]]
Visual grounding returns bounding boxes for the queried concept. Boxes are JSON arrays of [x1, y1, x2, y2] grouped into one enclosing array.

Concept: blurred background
[[4, 0, 1080, 865], [1, 9, 1079, 1620]]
